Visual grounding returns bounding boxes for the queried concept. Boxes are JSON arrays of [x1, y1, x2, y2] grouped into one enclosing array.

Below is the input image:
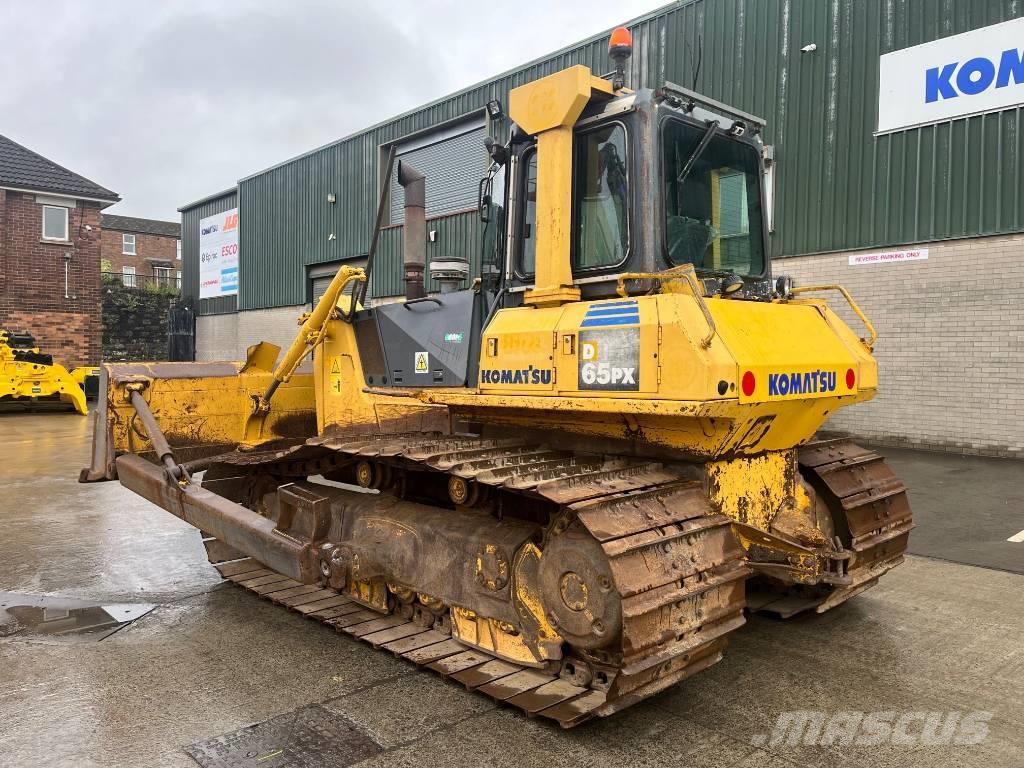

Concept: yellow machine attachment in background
[[70, 366, 101, 393], [0, 330, 87, 415]]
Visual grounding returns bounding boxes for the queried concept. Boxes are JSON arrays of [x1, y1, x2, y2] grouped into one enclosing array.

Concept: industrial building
[[179, 0, 1024, 458]]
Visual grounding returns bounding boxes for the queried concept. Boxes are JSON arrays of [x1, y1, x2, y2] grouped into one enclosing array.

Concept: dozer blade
[[80, 360, 317, 482]]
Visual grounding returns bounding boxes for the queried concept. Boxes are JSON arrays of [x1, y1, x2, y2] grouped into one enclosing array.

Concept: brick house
[[0, 134, 119, 368], [100, 214, 181, 290]]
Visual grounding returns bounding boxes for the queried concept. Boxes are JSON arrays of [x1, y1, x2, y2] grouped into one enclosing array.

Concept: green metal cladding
[[183, 0, 1024, 312]]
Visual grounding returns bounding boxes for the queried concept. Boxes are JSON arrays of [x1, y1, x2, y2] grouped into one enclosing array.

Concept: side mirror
[[478, 176, 493, 224]]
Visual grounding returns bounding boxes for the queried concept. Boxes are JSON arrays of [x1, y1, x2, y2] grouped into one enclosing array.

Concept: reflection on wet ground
[[0, 592, 155, 640]]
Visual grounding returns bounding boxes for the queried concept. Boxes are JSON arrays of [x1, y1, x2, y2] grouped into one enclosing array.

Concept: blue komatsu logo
[[767, 370, 837, 397], [481, 367, 552, 385], [926, 48, 1024, 102]]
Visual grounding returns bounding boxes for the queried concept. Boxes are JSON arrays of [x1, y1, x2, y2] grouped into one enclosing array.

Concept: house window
[[176, 240, 181, 260], [122, 233, 136, 255], [154, 266, 172, 287], [42, 206, 68, 241], [122, 265, 136, 287]]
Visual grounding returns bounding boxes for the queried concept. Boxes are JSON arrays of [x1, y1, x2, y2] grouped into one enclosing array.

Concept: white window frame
[[176, 240, 182, 260], [122, 265, 136, 287], [122, 233, 136, 255], [42, 205, 69, 241]]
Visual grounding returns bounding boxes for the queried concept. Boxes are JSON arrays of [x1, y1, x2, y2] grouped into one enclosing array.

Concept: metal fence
[[102, 272, 181, 292]]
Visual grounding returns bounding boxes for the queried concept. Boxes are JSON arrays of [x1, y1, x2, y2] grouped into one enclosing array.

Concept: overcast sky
[[1, 0, 665, 221]]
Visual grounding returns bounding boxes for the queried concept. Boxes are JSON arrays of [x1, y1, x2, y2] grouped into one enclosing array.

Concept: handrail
[[789, 284, 877, 351], [350, 144, 396, 318], [403, 296, 443, 309], [616, 263, 716, 348], [101, 272, 181, 291]]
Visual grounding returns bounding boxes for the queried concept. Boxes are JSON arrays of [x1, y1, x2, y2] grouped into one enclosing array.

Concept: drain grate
[[185, 705, 382, 768]]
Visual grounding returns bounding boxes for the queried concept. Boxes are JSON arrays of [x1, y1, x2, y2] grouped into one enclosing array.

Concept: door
[[167, 302, 195, 361]]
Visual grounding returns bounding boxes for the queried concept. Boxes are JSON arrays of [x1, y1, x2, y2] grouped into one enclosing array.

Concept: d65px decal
[[578, 328, 640, 391]]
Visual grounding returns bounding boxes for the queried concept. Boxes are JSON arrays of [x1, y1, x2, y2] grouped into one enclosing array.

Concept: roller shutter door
[[311, 258, 367, 307], [390, 121, 486, 224]]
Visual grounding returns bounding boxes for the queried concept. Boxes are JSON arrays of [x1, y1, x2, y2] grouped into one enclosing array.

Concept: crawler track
[[197, 434, 908, 719], [201, 432, 750, 726], [748, 439, 914, 617], [798, 439, 914, 610], [214, 554, 610, 727]]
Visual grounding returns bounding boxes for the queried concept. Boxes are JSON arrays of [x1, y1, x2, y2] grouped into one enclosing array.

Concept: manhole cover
[[185, 705, 382, 768]]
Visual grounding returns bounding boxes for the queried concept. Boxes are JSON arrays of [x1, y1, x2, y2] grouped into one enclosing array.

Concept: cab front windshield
[[662, 120, 765, 276]]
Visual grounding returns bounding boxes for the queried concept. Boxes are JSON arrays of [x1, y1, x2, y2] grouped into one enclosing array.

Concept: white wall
[[196, 305, 306, 362], [780, 233, 1024, 458]]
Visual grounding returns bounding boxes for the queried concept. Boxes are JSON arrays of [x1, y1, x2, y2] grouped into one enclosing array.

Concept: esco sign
[[878, 16, 1024, 133]]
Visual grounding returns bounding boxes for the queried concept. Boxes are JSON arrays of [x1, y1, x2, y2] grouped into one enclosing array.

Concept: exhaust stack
[[398, 161, 426, 300]]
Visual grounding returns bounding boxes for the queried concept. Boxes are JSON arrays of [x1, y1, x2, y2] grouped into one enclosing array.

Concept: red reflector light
[[846, 368, 856, 389], [741, 371, 756, 397]]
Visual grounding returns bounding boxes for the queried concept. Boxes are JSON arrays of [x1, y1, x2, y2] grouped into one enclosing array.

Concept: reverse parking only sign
[[578, 328, 640, 391]]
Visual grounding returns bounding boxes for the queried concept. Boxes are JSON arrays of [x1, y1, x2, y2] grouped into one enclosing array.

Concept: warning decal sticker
[[414, 351, 429, 374], [329, 356, 343, 393]]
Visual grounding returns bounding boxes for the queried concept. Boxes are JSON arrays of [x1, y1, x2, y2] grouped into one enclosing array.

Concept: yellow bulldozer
[[81, 29, 912, 727]]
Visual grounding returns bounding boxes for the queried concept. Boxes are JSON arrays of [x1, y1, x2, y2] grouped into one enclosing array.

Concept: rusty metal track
[[217, 550, 745, 727], [796, 438, 913, 614], [204, 432, 681, 502], [211, 548, 706, 728], [201, 442, 750, 727]]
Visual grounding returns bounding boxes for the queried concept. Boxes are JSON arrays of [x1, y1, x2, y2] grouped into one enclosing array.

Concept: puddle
[[0, 592, 155, 641]]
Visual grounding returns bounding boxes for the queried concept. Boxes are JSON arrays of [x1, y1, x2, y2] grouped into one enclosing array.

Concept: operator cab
[[483, 84, 772, 307], [354, 28, 775, 390]]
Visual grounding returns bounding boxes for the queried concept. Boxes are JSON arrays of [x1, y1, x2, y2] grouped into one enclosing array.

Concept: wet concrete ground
[[1, 412, 1022, 767], [883, 447, 1024, 574]]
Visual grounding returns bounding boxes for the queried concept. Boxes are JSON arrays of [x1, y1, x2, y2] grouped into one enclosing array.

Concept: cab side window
[[573, 123, 629, 271], [517, 151, 538, 276]]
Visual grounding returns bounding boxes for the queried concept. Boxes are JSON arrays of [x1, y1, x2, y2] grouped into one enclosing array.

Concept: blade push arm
[[246, 265, 365, 437]]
